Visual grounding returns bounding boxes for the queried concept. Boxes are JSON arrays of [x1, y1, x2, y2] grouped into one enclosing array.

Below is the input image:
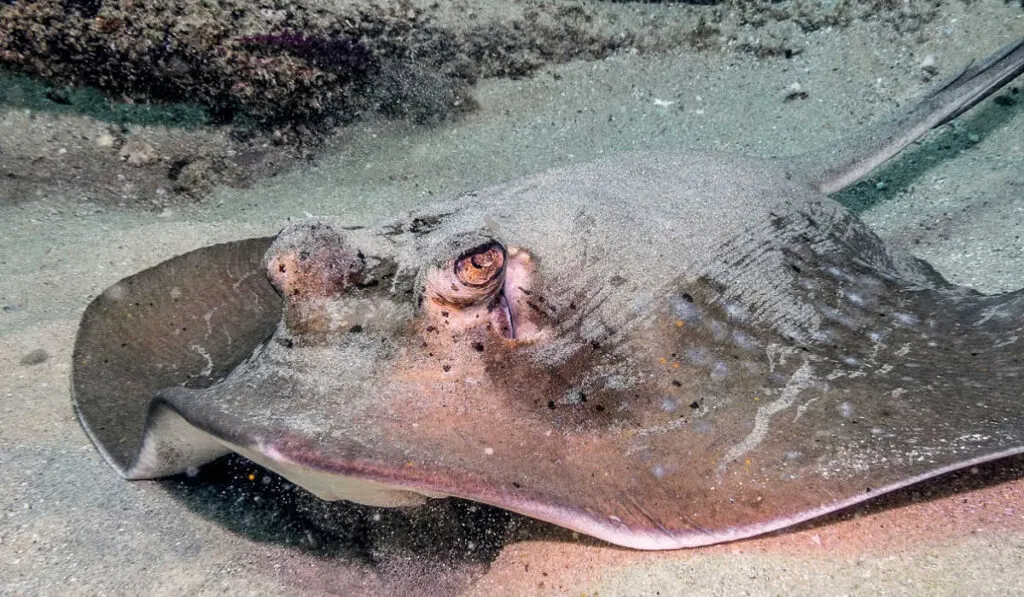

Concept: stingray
[[73, 39, 1024, 550]]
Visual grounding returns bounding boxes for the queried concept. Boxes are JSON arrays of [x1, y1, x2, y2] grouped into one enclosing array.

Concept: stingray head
[[265, 222, 548, 347], [250, 216, 649, 445]]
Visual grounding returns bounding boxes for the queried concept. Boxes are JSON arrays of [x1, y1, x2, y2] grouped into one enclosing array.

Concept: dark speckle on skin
[[20, 348, 49, 366], [609, 275, 627, 287]]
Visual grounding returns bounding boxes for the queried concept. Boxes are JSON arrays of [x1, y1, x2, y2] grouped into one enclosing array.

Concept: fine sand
[[2, 1, 1022, 595]]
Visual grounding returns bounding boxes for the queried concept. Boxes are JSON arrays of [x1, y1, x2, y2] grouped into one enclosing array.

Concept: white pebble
[[920, 54, 939, 75]]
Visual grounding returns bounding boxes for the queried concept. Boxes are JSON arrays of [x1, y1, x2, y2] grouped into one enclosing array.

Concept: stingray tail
[[809, 37, 1024, 195]]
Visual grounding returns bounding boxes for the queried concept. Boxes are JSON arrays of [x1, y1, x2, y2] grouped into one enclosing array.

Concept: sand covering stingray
[[72, 39, 1024, 550]]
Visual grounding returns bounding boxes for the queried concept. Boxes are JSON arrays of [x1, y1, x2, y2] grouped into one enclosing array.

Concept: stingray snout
[[264, 221, 366, 299], [263, 222, 381, 338]]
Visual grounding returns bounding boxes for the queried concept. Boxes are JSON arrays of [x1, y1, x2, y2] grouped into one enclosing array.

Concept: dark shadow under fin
[[72, 237, 282, 478], [807, 37, 1024, 195]]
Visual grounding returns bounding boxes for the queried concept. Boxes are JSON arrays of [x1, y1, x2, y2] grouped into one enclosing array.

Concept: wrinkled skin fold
[[73, 40, 1024, 550]]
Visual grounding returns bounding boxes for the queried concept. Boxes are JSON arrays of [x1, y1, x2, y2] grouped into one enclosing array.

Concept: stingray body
[[73, 40, 1024, 549]]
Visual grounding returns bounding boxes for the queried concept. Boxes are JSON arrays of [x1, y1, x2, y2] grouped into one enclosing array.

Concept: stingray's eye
[[455, 243, 505, 287], [425, 241, 507, 307]]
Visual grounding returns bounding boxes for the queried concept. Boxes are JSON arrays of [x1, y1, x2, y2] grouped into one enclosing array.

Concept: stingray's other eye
[[426, 241, 507, 307]]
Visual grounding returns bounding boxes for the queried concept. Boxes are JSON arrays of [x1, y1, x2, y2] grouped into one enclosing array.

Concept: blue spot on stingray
[[818, 304, 841, 320], [671, 297, 703, 322], [650, 464, 667, 479], [723, 302, 750, 322], [841, 290, 867, 307], [686, 348, 710, 365], [892, 312, 919, 326], [819, 303, 860, 329], [708, 320, 729, 341], [731, 330, 758, 351], [660, 398, 678, 412], [693, 419, 712, 434], [811, 328, 835, 343], [710, 361, 728, 382]]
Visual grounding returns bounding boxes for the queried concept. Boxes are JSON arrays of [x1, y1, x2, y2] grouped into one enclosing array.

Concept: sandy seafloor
[[2, 1, 1024, 595]]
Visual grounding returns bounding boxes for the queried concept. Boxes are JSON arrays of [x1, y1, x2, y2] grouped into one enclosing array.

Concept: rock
[[119, 139, 159, 167], [784, 82, 808, 102], [95, 133, 115, 148], [20, 348, 49, 366]]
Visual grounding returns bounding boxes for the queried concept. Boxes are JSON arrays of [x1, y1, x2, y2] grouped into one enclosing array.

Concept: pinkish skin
[[263, 223, 371, 337], [268, 233, 547, 346], [419, 245, 546, 343]]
